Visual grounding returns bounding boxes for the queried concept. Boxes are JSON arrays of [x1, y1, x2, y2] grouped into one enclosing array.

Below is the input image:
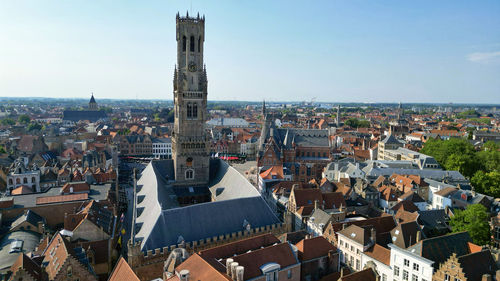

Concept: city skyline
[[1, 0, 500, 103]]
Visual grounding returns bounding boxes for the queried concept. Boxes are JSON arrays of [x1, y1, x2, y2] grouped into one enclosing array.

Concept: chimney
[[179, 269, 190, 281], [416, 231, 421, 243], [225, 259, 234, 275], [231, 262, 239, 279], [481, 274, 492, 281], [314, 200, 319, 210], [236, 266, 244, 281], [370, 227, 376, 243], [342, 223, 347, 230]]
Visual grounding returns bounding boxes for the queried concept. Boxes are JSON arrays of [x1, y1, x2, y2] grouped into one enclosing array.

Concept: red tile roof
[[61, 182, 90, 194], [364, 243, 391, 266], [295, 236, 337, 261], [108, 257, 140, 281], [36, 193, 88, 205]]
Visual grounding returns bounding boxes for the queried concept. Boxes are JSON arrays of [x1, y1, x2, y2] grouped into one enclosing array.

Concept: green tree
[[471, 170, 500, 198], [27, 122, 42, 132], [17, 114, 30, 124], [476, 141, 500, 173], [450, 204, 491, 245], [0, 118, 15, 126], [0, 145, 6, 154], [420, 138, 480, 177]]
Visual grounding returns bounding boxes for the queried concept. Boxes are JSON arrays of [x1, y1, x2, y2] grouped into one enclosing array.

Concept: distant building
[[152, 137, 172, 159], [6, 157, 40, 193], [63, 94, 108, 124]]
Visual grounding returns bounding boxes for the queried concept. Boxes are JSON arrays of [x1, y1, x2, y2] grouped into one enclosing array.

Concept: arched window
[[185, 169, 194, 180], [182, 36, 187, 51], [192, 103, 198, 119], [187, 103, 192, 118], [8, 179, 13, 185], [23, 178, 28, 184], [32, 177, 36, 183], [190, 36, 195, 52], [198, 36, 201, 53]]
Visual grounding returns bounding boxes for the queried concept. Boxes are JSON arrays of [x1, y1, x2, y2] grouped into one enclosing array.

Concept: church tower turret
[[88, 93, 98, 111], [172, 13, 210, 186]]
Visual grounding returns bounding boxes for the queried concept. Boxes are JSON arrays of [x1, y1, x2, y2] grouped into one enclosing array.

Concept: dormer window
[[261, 262, 280, 281]]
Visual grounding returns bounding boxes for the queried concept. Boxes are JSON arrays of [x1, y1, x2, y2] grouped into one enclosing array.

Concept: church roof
[[62, 110, 107, 122], [137, 196, 280, 252]]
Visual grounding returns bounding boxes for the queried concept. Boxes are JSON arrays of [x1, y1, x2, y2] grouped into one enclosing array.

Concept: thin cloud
[[467, 51, 500, 63]]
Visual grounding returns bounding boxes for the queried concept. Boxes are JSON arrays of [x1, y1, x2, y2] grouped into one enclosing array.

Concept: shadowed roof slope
[[407, 231, 473, 269], [138, 196, 280, 251]]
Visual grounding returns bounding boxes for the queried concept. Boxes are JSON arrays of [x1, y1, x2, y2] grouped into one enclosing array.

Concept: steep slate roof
[[390, 221, 423, 248], [407, 231, 473, 269], [108, 257, 140, 281], [417, 209, 449, 230], [295, 236, 337, 261], [273, 128, 330, 148], [62, 110, 107, 122], [457, 250, 497, 280], [137, 196, 280, 252], [10, 209, 45, 230], [309, 208, 332, 227]]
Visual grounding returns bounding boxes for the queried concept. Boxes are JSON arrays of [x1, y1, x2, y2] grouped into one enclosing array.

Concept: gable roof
[[407, 231, 473, 269], [231, 243, 299, 280], [137, 196, 280, 252], [340, 268, 377, 281], [199, 233, 280, 271], [295, 236, 337, 261], [457, 250, 497, 280], [9, 253, 44, 281], [390, 221, 423, 248], [259, 165, 284, 180], [108, 257, 140, 281], [330, 215, 396, 234], [338, 224, 373, 247], [364, 243, 391, 266], [175, 253, 231, 281]]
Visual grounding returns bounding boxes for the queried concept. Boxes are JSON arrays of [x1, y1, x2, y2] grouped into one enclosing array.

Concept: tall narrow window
[[187, 103, 192, 118], [198, 36, 201, 52], [192, 103, 198, 118], [182, 36, 187, 51], [190, 35, 195, 52]]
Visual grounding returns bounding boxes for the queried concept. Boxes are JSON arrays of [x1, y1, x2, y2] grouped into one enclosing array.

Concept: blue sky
[[1, 0, 499, 103]]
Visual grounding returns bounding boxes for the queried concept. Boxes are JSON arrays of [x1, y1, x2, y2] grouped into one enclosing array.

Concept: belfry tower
[[172, 12, 210, 186]]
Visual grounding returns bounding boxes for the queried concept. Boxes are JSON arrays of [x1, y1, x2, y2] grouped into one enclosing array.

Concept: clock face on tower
[[188, 62, 197, 72]]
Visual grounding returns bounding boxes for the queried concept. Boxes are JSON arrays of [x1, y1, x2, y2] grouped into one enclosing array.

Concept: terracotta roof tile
[[364, 243, 391, 266], [109, 257, 140, 281], [36, 193, 88, 205], [295, 236, 337, 261]]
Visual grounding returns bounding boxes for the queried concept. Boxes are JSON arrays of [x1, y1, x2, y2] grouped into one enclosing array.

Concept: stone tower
[[172, 12, 210, 186], [89, 93, 98, 111]]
